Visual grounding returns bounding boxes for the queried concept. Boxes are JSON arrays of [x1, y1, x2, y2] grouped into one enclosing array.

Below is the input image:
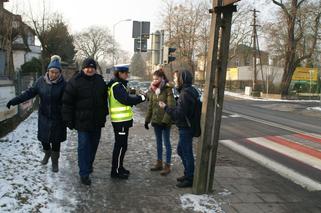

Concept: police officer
[[107, 64, 146, 179]]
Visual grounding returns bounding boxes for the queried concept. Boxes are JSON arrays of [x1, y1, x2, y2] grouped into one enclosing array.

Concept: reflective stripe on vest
[[108, 82, 133, 122]]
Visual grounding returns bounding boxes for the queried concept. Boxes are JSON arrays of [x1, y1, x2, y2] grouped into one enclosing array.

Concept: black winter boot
[[51, 151, 60, 172], [111, 169, 128, 179], [80, 176, 91, 185], [41, 149, 51, 165], [119, 166, 130, 175], [176, 178, 193, 188]]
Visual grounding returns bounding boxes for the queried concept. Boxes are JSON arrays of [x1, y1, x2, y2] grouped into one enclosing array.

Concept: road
[[220, 96, 321, 191]]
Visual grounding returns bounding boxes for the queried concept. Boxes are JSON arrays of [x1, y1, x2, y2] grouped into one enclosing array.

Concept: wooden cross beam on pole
[[193, 0, 238, 195]]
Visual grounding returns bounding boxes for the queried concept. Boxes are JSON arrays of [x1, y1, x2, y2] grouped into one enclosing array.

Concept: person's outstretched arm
[[7, 77, 40, 108]]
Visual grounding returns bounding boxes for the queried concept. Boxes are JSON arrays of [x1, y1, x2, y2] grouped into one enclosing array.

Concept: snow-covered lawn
[[307, 107, 321, 111], [225, 91, 321, 103], [0, 112, 75, 212]]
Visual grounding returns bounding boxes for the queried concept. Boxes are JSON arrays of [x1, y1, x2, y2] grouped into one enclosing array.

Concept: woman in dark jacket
[[159, 70, 199, 188], [6, 55, 66, 172], [145, 69, 175, 175]]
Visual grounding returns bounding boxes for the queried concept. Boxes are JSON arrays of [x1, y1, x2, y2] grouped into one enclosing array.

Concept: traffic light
[[163, 46, 176, 64]]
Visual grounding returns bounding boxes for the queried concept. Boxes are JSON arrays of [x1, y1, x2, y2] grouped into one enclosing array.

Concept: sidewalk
[[60, 105, 321, 212], [1, 106, 321, 212]]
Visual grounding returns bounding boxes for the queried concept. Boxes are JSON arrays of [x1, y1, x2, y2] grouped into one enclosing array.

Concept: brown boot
[[150, 160, 163, 171], [160, 163, 171, 176]]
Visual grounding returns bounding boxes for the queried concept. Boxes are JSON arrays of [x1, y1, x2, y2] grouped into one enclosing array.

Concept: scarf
[[150, 79, 166, 96], [44, 72, 62, 85]]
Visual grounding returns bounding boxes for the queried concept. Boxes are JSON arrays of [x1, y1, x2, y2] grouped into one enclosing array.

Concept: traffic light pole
[[193, 0, 238, 194]]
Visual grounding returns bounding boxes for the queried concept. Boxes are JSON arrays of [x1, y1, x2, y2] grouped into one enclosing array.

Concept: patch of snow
[[307, 107, 321, 111], [180, 194, 224, 213], [0, 112, 75, 212], [225, 91, 321, 103], [217, 189, 232, 196]]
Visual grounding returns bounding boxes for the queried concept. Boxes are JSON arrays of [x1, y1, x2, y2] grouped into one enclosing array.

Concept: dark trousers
[[42, 142, 61, 152], [77, 129, 101, 177], [112, 127, 129, 173], [177, 128, 194, 180]]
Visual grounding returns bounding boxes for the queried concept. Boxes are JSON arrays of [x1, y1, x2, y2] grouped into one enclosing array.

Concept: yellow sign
[[292, 67, 318, 81], [226, 68, 238, 80]]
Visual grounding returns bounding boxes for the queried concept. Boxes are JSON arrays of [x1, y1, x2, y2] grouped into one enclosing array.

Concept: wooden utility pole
[[251, 9, 258, 91], [193, 0, 239, 194]]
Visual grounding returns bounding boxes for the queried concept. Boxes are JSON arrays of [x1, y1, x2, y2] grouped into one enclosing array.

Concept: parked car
[[128, 80, 140, 90], [172, 85, 203, 102], [138, 81, 151, 94]]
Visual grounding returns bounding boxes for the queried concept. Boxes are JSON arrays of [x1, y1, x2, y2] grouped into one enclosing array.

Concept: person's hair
[[153, 69, 168, 82], [113, 71, 120, 78]]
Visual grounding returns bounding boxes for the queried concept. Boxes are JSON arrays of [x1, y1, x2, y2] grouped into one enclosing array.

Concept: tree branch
[[272, 0, 291, 18], [295, 11, 321, 64]]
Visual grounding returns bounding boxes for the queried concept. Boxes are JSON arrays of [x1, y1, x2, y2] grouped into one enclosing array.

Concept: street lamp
[[113, 19, 132, 66]]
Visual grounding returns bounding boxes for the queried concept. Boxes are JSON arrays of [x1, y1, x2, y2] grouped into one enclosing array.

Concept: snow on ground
[[307, 107, 321, 111], [225, 91, 321, 103], [180, 194, 224, 213], [0, 112, 75, 212]]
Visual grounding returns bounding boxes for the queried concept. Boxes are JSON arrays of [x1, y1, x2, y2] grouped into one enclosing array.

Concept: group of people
[[6, 55, 200, 188]]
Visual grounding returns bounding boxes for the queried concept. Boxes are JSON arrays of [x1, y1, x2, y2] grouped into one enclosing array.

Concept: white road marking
[[220, 139, 321, 191]]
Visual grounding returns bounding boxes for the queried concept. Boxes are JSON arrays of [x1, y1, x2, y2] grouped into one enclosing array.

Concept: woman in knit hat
[[6, 55, 67, 172]]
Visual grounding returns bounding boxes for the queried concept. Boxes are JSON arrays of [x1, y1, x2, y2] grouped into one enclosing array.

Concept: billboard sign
[[292, 67, 318, 81]]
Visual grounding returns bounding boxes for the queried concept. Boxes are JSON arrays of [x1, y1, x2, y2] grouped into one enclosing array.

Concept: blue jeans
[[177, 128, 194, 180], [77, 129, 101, 177], [153, 125, 172, 164]]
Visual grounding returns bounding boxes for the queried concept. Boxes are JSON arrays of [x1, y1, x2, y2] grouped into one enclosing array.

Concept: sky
[[4, 0, 164, 56], [4, 0, 277, 56]]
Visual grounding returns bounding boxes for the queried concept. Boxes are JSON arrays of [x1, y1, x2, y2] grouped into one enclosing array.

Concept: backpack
[[185, 92, 202, 138]]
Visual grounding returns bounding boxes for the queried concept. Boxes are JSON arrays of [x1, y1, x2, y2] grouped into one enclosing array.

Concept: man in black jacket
[[107, 64, 146, 179], [62, 58, 108, 185], [159, 70, 199, 188]]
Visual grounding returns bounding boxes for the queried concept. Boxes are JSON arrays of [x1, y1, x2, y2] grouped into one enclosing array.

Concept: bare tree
[[1, 5, 30, 78], [74, 26, 114, 68], [270, 0, 321, 98], [229, 1, 253, 60], [23, 1, 75, 73], [130, 53, 147, 79], [114, 48, 131, 65], [160, 0, 209, 73]]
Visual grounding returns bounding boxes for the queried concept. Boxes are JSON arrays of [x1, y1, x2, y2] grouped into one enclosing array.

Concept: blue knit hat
[[47, 55, 62, 71]]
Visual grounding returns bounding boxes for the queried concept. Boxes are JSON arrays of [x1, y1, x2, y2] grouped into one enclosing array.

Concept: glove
[[144, 122, 149, 130], [6, 100, 13, 109], [140, 94, 146, 102]]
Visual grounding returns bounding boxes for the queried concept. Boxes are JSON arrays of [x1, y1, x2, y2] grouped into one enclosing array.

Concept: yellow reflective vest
[[108, 82, 133, 122]]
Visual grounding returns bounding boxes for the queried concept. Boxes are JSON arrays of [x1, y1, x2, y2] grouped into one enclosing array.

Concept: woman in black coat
[[6, 55, 66, 172]]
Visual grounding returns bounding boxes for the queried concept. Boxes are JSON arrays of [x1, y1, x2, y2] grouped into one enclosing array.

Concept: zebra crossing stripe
[[294, 133, 321, 145], [248, 137, 321, 171], [265, 136, 321, 160], [220, 139, 321, 191]]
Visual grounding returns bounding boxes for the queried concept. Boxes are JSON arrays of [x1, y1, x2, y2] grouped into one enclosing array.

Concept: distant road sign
[[132, 21, 150, 39], [141, 21, 150, 39], [132, 21, 141, 38], [134, 39, 147, 52]]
